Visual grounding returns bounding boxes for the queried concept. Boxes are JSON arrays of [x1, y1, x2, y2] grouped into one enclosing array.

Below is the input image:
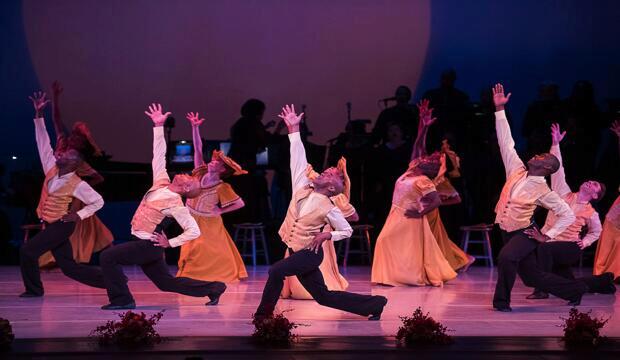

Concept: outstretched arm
[[411, 99, 436, 161], [492, 83, 524, 177], [145, 103, 172, 183], [279, 104, 310, 192], [549, 123, 571, 196], [29, 92, 55, 173], [186, 112, 205, 168], [611, 120, 620, 157], [51, 81, 69, 141]]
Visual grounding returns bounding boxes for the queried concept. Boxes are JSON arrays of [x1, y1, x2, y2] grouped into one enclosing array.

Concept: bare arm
[[216, 198, 245, 215], [186, 112, 205, 167], [405, 191, 441, 218], [410, 99, 436, 161], [611, 120, 620, 157], [51, 81, 68, 141]]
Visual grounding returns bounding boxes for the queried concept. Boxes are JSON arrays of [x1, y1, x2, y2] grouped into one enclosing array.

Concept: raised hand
[[417, 99, 437, 127], [492, 83, 511, 110], [277, 104, 304, 132], [185, 112, 205, 127], [145, 103, 171, 127], [611, 120, 620, 138], [550, 123, 566, 146], [29, 91, 50, 118], [51, 81, 63, 98]]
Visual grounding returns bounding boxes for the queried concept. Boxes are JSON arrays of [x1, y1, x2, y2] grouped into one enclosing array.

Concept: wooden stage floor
[[0, 265, 617, 339]]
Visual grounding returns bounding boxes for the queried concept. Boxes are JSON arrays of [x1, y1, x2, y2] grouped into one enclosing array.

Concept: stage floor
[[0, 266, 617, 339]]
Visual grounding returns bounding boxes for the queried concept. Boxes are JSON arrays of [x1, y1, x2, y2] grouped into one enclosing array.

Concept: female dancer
[[39, 81, 113, 267], [412, 100, 474, 272], [176, 112, 248, 282], [281, 157, 357, 299], [371, 100, 458, 286]]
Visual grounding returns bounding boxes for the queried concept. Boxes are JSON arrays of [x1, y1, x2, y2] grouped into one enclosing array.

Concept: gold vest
[[36, 167, 82, 223], [542, 192, 595, 241], [278, 187, 335, 252], [130, 178, 183, 234], [495, 168, 552, 232]]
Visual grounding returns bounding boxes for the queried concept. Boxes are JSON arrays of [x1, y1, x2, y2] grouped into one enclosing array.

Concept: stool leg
[[463, 231, 470, 253], [251, 230, 257, 267], [343, 238, 351, 268], [365, 229, 372, 264], [484, 231, 493, 268], [260, 228, 270, 265]]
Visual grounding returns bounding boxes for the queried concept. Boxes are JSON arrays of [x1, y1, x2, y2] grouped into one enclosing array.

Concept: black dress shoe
[[368, 296, 388, 321], [567, 295, 582, 306], [205, 283, 227, 306], [526, 291, 549, 300], [493, 306, 512, 312], [19, 292, 43, 298], [101, 302, 136, 310]]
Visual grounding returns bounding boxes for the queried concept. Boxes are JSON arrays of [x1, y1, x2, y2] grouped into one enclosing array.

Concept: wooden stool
[[21, 223, 44, 243], [233, 223, 270, 266], [460, 224, 494, 267], [338, 224, 373, 267]]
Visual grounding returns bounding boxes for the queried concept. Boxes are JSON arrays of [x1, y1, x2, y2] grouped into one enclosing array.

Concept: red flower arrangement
[[0, 318, 15, 351], [91, 311, 164, 348], [251, 310, 303, 347], [396, 307, 453, 346], [561, 308, 609, 348]]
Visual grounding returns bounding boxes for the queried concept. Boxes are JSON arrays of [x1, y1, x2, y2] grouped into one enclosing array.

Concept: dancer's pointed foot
[[205, 282, 227, 306], [459, 256, 476, 273], [19, 291, 43, 298], [368, 296, 388, 321], [526, 290, 549, 299]]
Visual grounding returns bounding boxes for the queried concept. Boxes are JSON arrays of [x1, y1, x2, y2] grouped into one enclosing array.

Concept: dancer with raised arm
[[281, 157, 356, 299], [525, 123, 608, 299], [489, 83, 614, 312], [99, 104, 226, 310], [176, 111, 248, 282], [594, 120, 620, 279], [20, 92, 106, 297], [413, 99, 475, 272], [39, 81, 113, 268], [371, 99, 458, 287], [255, 105, 387, 321]]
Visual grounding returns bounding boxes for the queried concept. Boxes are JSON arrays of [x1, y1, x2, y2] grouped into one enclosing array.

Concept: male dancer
[[255, 105, 387, 321], [490, 84, 614, 312], [20, 92, 106, 297], [99, 103, 226, 310], [525, 123, 609, 299]]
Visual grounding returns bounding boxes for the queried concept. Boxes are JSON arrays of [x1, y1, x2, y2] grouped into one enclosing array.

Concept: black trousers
[[533, 242, 581, 293], [20, 221, 106, 295], [256, 248, 384, 317], [100, 237, 225, 305], [492, 227, 588, 308]]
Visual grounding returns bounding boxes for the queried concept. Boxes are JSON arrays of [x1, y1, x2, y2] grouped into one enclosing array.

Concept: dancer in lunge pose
[[525, 123, 607, 299], [99, 104, 226, 310], [20, 92, 107, 297], [176, 111, 248, 282], [255, 105, 387, 321], [38, 81, 113, 268], [489, 83, 614, 312], [281, 157, 356, 299]]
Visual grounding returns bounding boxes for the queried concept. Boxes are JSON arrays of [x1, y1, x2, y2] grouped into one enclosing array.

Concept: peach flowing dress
[[594, 195, 620, 278], [371, 174, 457, 286], [176, 181, 248, 282]]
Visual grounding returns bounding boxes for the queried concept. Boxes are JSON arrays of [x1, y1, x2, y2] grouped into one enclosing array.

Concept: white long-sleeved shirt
[[130, 126, 200, 248], [34, 118, 103, 220], [288, 132, 353, 241], [542, 144, 602, 247], [494, 110, 574, 238]]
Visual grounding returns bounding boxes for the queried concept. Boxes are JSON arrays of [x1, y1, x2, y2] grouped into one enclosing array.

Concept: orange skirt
[[281, 239, 349, 299], [593, 220, 620, 278], [177, 215, 248, 282], [426, 208, 471, 271], [39, 215, 113, 267], [371, 206, 457, 286]]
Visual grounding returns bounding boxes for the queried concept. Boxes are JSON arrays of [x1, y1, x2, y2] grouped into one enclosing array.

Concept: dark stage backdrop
[[1, 0, 619, 166]]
